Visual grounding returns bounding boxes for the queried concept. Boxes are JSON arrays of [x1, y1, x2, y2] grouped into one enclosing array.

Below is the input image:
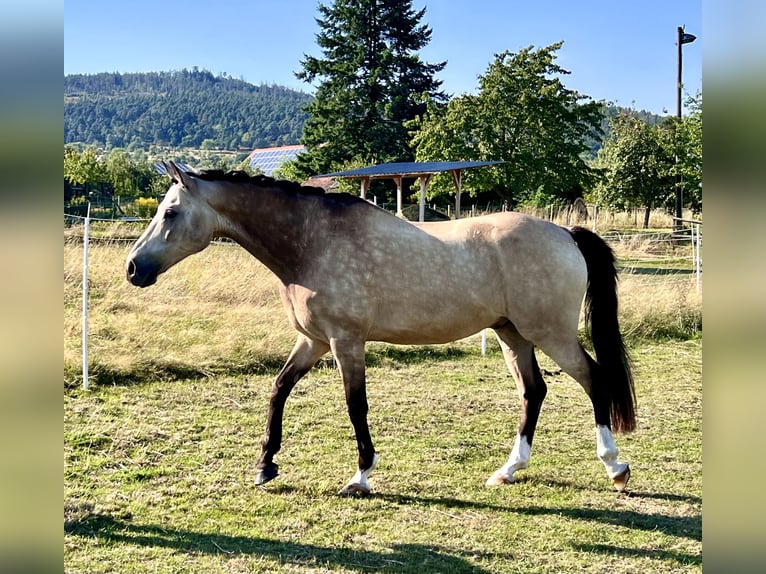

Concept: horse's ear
[[163, 161, 197, 191], [162, 161, 183, 184]]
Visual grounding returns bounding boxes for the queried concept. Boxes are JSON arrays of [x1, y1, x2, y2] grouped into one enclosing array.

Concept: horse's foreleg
[[488, 325, 547, 486], [331, 337, 378, 496], [255, 335, 329, 486]]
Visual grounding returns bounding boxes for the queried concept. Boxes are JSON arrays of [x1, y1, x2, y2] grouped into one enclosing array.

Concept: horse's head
[[126, 162, 217, 287]]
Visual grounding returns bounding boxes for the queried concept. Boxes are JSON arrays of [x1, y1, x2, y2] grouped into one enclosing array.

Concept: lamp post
[[675, 26, 696, 230]]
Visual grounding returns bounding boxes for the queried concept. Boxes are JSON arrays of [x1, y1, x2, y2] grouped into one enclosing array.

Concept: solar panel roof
[[317, 160, 503, 179], [248, 145, 305, 175]]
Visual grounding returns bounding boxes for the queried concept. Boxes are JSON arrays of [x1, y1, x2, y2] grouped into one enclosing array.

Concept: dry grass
[[516, 206, 697, 232], [64, 224, 701, 386], [64, 239, 295, 386]]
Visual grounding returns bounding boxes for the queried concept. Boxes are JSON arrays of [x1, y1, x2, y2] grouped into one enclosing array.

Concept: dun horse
[[126, 162, 636, 496]]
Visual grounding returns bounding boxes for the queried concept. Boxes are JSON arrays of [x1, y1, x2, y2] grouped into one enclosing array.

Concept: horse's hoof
[[486, 471, 514, 486], [255, 464, 279, 486], [612, 465, 631, 492], [339, 483, 371, 497]]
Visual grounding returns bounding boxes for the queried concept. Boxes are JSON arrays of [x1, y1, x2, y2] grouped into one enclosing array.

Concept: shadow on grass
[[512, 478, 703, 506], [65, 512, 495, 573], [372, 493, 700, 567], [365, 344, 474, 367], [66, 345, 478, 388], [65, 355, 290, 388], [375, 492, 701, 548], [572, 543, 700, 566]]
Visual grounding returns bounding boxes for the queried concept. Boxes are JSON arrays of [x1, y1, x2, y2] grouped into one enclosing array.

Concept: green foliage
[[410, 43, 604, 208], [590, 104, 666, 158], [64, 146, 105, 186], [65, 70, 311, 150], [64, 146, 167, 208], [591, 92, 702, 219], [290, 0, 446, 182], [592, 114, 674, 215], [674, 92, 702, 213]]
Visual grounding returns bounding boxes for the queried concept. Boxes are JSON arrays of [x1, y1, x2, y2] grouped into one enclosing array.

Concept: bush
[[125, 197, 159, 218]]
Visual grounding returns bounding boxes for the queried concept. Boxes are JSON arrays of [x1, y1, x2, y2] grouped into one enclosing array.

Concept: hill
[[64, 70, 313, 150], [64, 70, 665, 156]]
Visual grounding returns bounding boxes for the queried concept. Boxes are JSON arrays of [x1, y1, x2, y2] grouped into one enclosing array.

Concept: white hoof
[[340, 454, 379, 496], [611, 465, 631, 492], [487, 434, 531, 486], [486, 470, 516, 486], [339, 482, 371, 497]]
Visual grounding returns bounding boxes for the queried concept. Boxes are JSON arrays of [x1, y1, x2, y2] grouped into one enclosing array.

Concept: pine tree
[[292, 0, 446, 179]]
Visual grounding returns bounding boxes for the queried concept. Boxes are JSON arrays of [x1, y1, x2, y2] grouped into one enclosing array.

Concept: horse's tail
[[568, 226, 636, 433]]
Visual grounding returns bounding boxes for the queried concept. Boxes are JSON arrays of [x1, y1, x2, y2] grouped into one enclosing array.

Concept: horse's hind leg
[[487, 323, 547, 486], [255, 334, 330, 486], [537, 336, 631, 491]]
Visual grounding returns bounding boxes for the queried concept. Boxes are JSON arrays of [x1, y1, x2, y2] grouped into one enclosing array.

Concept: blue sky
[[64, 0, 701, 115]]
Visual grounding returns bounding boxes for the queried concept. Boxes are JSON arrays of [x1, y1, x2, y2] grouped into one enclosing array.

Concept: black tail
[[568, 226, 636, 433]]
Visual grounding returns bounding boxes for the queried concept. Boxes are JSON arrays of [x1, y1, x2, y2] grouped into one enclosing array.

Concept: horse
[[126, 161, 636, 496]]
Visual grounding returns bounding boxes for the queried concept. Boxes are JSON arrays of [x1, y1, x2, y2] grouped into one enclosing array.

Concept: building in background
[[247, 144, 305, 176]]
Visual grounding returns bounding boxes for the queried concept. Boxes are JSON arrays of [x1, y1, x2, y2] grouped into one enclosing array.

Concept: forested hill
[[64, 70, 313, 150], [65, 70, 664, 154]]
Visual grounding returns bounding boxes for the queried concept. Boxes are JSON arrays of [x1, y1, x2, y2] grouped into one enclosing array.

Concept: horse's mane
[[192, 169, 363, 205]]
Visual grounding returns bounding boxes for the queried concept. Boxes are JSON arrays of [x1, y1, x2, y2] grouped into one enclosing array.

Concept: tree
[[105, 149, 139, 197], [591, 113, 676, 227], [64, 146, 106, 188], [410, 43, 604, 207], [674, 92, 702, 214], [291, 0, 446, 181], [65, 146, 168, 212], [65, 72, 311, 150], [589, 92, 702, 224]]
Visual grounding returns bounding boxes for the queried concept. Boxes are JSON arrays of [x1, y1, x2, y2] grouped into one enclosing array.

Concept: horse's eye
[[164, 209, 177, 220]]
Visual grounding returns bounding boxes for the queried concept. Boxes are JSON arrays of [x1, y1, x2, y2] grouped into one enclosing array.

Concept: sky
[[64, 0, 702, 116]]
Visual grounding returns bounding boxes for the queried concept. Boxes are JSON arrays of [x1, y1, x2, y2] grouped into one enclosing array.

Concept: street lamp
[[675, 26, 696, 230]]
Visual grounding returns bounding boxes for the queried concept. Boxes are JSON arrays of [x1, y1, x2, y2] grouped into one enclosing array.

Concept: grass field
[[64, 233, 701, 573]]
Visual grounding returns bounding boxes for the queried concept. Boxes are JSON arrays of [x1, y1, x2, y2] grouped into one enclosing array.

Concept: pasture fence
[[66, 208, 701, 385], [80, 205, 91, 390]]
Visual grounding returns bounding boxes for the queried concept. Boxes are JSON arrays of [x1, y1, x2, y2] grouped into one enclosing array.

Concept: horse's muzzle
[[126, 258, 158, 287]]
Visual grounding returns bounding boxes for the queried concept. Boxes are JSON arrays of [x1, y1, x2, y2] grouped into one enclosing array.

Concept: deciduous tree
[[410, 43, 603, 207], [674, 92, 702, 214], [592, 114, 675, 227]]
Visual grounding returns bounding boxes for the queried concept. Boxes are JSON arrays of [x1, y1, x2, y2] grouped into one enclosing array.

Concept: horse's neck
[[210, 184, 313, 283]]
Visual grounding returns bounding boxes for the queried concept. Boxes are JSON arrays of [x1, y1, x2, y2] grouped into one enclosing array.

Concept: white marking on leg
[[486, 434, 531, 485], [596, 425, 629, 479], [340, 454, 379, 496]]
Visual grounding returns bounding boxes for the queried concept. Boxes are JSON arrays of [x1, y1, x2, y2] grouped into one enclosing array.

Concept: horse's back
[[412, 211, 588, 339], [342, 210, 587, 344]]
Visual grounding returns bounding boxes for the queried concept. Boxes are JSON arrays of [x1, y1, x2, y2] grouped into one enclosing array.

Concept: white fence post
[[694, 223, 702, 294], [675, 217, 702, 295], [82, 204, 91, 390], [591, 205, 598, 232]]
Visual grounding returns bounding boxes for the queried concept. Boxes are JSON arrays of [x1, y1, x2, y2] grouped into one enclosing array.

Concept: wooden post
[[359, 177, 370, 199], [418, 174, 432, 222], [451, 169, 463, 219]]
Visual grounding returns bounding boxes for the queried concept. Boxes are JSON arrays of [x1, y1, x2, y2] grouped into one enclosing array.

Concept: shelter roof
[[315, 160, 502, 180]]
